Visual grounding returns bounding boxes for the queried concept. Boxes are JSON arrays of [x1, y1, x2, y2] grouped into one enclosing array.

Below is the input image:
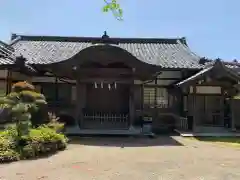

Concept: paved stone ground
[[0, 136, 240, 180]]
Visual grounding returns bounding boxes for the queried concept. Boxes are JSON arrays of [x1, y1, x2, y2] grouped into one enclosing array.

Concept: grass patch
[[191, 137, 240, 147]]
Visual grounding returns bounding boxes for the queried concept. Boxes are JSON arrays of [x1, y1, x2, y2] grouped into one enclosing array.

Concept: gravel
[[0, 136, 240, 180]]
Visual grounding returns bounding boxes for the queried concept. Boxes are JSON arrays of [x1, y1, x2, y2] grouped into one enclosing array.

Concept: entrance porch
[[78, 81, 131, 130], [42, 43, 159, 134]]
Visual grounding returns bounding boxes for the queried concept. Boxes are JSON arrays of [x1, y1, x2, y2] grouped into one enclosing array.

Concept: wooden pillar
[[154, 78, 158, 107], [54, 77, 58, 102], [75, 80, 86, 128], [129, 84, 135, 128], [154, 79, 157, 108], [141, 83, 144, 110], [75, 80, 80, 126], [231, 99, 236, 131], [192, 86, 197, 131], [6, 70, 12, 94]]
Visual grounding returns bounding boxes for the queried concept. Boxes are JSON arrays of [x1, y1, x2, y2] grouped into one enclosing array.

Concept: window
[[143, 87, 155, 107], [156, 88, 168, 108], [143, 87, 168, 108]]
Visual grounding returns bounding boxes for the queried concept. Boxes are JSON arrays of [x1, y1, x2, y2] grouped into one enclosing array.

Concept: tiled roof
[[0, 41, 15, 65], [10, 34, 202, 69], [177, 59, 240, 86], [0, 41, 36, 72], [204, 60, 240, 69], [176, 66, 213, 86]]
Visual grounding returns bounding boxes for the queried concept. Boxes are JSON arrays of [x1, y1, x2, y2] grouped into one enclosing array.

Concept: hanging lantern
[[114, 82, 117, 89], [94, 82, 97, 88], [108, 84, 111, 90], [101, 82, 103, 88]]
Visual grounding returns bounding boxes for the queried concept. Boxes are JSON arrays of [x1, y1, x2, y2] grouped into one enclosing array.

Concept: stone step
[[65, 125, 143, 135]]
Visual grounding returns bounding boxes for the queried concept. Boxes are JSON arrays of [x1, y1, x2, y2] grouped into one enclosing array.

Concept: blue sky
[[0, 0, 239, 60]]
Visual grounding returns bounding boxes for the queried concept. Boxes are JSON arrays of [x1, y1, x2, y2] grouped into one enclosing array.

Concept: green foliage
[[0, 81, 48, 127], [0, 124, 68, 163], [0, 81, 68, 163], [0, 149, 20, 162], [26, 126, 67, 144], [0, 126, 19, 162], [103, 0, 123, 20], [232, 95, 240, 99], [20, 126, 68, 159], [2, 124, 18, 140]]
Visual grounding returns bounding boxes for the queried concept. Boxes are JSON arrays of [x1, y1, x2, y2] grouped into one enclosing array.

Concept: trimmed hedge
[[0, 123, 68, 163]]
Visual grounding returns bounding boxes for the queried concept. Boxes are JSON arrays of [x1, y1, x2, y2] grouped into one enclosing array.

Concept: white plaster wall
[[134, 71, 182, 86], [0, 70, 8, 78], [196, 86, 221, 94], [11, 71, 31, 81], [157, 71, 182, 79], [32, 77, 76, 83]]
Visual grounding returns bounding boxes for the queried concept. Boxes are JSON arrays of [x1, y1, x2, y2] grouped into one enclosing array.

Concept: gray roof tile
[[177, 59, 240, 86], [0, 41, 15, 65], [11, 34, 202, 69], [0, 41, 36, 73], [203, 59, 240, 69], [177, 66, 213, 86]]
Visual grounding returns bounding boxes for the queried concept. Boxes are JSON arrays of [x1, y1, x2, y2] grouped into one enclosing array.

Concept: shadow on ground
[[68, 135, 183, 147]]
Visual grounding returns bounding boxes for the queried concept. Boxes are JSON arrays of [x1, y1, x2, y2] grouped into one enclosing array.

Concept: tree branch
[[103, 0, 123, 20]]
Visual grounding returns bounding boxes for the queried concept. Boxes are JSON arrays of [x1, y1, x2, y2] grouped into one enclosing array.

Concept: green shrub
[[21, 144, 36, 159], [0, 135, 13, 151], [0, 125, 18, 145], [0, 125, 68, 163], [0, 149, 20, 162], [30, 126, 67, 145], [0, 81, 68, 163], [0, 128, 20, 163], [20, 126, 67, 158]]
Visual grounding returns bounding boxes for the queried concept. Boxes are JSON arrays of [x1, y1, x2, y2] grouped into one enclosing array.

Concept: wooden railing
[[81, 112, 129, 130]]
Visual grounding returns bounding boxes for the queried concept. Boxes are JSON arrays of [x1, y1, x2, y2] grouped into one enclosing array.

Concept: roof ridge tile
[[11, 33, 184, 44]]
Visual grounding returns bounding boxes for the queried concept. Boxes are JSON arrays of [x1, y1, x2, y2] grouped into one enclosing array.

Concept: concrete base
[[65, 125, 143, 136]]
